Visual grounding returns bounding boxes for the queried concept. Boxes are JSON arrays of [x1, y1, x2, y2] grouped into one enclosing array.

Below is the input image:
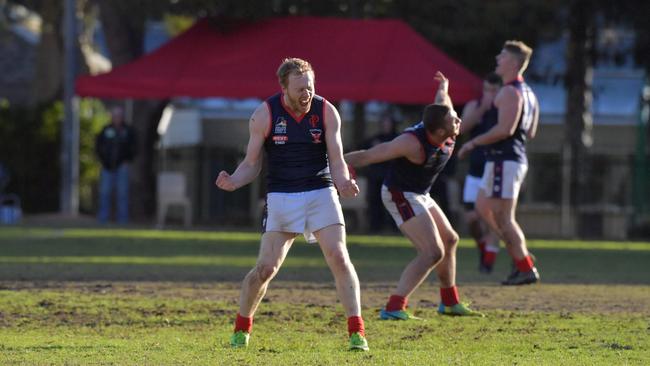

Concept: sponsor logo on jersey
[[274, 117, 287, 134], [273, 135, 288, 145]]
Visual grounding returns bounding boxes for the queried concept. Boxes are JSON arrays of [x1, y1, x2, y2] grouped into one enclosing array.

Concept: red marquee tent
[[76, 17, 481, 104]]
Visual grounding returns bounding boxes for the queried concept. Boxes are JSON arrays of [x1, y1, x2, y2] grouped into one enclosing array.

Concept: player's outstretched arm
[[345, 134, 417, 168], [215, 103, 268, 191]]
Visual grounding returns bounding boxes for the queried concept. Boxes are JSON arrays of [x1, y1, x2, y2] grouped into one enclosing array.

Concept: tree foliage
[[154, 0, 564, 74], [0, 100, 106, 213]]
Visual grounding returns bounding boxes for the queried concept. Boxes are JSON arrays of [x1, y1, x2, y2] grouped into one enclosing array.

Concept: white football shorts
[[381, 185, 435, 227], [263, 186, 345, 243], [480, 160, 528, 200], [462, 174, 483, 204]]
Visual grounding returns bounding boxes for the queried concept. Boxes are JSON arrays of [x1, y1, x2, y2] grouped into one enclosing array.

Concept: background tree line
[[1, 0, 648, 220]]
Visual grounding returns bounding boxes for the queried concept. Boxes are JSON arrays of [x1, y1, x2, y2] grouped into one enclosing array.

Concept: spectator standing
[[95, 105, 136, 224]]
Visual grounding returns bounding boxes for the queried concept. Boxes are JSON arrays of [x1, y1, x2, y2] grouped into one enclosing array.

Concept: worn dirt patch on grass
[[1, 281, 648, 315]]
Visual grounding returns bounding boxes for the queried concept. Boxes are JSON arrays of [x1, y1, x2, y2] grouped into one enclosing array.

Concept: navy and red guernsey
[[383, 122, 455, 194], [467, 103, 497, 178], [264, 93, 332, 193], [485, 77, 538, 164]]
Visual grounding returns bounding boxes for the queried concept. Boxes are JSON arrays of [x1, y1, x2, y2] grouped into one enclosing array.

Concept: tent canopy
[[76, 17, 481, 104]]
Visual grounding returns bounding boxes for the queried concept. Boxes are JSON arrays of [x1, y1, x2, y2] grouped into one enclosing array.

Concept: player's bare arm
[[434, 71, 453, 108], [458, 86, 521, 159], [215, 103, 268, 191], [345, 134, 422, 168], [324, 101, 359, 198]]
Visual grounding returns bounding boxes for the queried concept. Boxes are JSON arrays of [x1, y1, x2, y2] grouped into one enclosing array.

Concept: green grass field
[[0, 227, 648, 365]]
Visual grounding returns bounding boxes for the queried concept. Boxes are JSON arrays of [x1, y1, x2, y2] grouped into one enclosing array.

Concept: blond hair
[[276, 58, 314, 89], [503, 40, 533, 72]]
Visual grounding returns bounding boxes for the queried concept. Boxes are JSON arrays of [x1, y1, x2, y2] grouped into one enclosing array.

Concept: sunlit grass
[[0, 285, 647, 365], [3, 227, 650, 251], [0, 227, 649, 364]]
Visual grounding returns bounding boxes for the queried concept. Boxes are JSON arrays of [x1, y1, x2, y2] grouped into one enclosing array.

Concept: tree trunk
[[353, 102, 366, 148], [96, 0, 145, 67], [130, 100, 166, 220], [32, 0, 63, 104], [563, 0, 595, 235]]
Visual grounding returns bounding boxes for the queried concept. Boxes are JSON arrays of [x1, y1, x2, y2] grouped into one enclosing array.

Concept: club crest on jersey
[[309, 114, 320, 128], [274, 117, 287, 134], [309, 128, 322, 144], [273, 135, 288, 145]]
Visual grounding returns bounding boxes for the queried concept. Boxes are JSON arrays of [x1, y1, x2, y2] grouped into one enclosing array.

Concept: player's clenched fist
[[215, 170, 237, 191], [338, 178, 359, 198]]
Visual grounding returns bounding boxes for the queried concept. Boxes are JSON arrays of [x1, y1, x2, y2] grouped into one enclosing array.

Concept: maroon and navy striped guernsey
[[264, 93, 333, 193], [383, 122, 455, 194], [485, 77, 538, 164]]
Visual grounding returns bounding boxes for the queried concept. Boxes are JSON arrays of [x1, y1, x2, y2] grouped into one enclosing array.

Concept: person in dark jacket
[[95, 105, 136, 224]]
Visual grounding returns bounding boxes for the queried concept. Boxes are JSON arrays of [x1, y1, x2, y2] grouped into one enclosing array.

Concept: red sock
[[385, 295, 408, 312], [440, 286, 460, 306], [483, 251, 497, 265], [234, 313, 253, 333], [347, 316, 365, 337], [515, 255, 534, 272]]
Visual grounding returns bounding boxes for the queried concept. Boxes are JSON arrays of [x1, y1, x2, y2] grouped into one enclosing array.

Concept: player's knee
[[476, 199, 489, 218], [444, 232, 459, 250], [256, 264, 278, 282], [326, 250, 351, 271], [421, 245, 443, 267], [494, 215, 512, 233]]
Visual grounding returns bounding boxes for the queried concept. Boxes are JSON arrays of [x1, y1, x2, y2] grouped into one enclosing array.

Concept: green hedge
[[0, 99, 108, 213]]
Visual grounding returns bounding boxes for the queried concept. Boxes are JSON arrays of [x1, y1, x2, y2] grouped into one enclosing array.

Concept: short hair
[[503, 40, 533, 72], [484, 72, 502, 86], [422, 104, 450, 133], [276, 58, 314, 89]]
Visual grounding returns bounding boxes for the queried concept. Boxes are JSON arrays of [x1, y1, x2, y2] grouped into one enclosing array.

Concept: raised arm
[[434, 71, 453, 108], [215, 103, 269, 191], [324, 101, 359, 198]]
